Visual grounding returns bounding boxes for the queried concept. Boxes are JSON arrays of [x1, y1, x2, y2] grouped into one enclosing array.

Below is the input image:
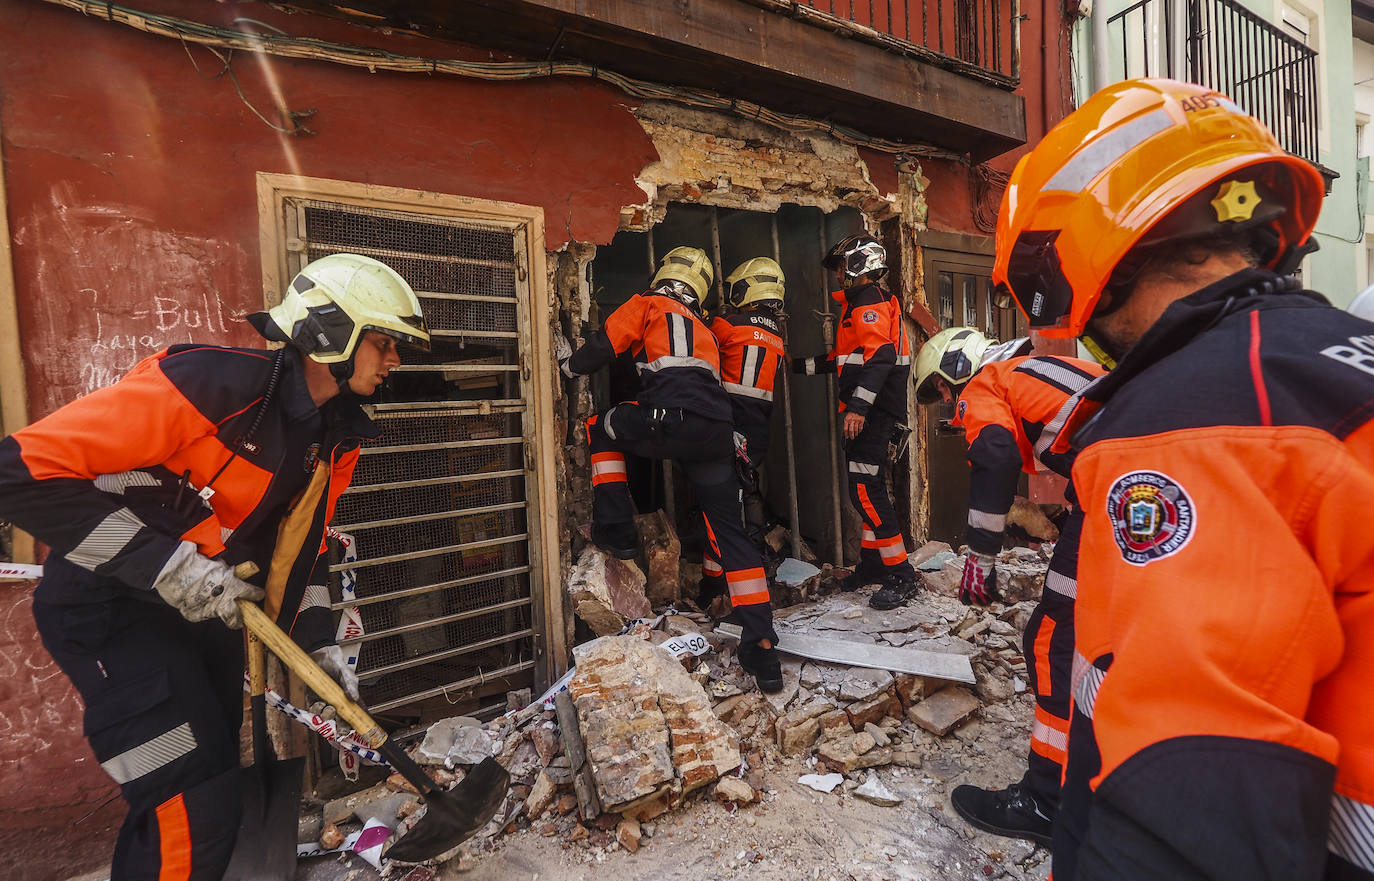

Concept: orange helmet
[[992, 78, 1324, 337]]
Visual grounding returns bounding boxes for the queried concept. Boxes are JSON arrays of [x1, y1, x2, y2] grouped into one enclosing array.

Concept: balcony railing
[[758, 0, 1019, 85], [1106, 0, 1319, 163]]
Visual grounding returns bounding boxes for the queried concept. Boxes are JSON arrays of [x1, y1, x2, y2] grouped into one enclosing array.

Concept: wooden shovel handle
[[236, 599, 388, 751]]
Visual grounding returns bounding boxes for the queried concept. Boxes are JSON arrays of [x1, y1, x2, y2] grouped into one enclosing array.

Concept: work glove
[[310, 644, 361, 703], [554, 332, 576, 379], [153, 542, 265, 629], [732, 431, 749, 462], [958, 550, 1000, 605]]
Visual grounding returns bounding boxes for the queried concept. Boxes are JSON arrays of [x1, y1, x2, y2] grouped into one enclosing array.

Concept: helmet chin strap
[[329, 356, 358, 396]]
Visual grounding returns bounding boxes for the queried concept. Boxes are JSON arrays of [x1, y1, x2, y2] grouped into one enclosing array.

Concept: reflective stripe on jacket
[[954, 355, 1104, 555], [709, 311, 785, 449], [796, 282, 911, 418], [0, 345, 372, 649], [567, 290, 732, 419]]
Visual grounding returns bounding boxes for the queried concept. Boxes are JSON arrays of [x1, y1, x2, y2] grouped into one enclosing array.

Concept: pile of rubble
[[297, 536, 1054, 877]]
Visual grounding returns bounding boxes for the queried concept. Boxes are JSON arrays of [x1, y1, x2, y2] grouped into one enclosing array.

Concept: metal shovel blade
[[384, 757, 511, 863], [223, 755, 305, 881]]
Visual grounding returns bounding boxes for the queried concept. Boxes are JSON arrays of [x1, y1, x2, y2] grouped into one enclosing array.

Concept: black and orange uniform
[[1047, 270, 1374, 881], [0, 344, 370, 881], [796, 282, 915, 581], [568, 290, 778, 648], [953, 352, 1105, 810], [699, 310, 786, 594]]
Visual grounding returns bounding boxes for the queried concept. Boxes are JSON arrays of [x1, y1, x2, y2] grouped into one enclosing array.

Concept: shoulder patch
[[1107, 470, 1196, 566], [956, 400, 967, 420], [861, 309, 880, 324]]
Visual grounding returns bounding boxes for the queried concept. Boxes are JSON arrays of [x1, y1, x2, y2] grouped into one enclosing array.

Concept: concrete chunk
[[568, 546, 651, 636], [907, 686, 981, 736]]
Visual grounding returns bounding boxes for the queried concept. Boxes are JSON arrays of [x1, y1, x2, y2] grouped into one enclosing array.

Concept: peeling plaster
[[622, 102, 902, 229]]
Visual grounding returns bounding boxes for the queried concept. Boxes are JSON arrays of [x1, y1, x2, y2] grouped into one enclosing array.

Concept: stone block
[[570, 636, 739, 811], [839, 668, 894, 702], [908, 686, 982, 736], [567, 546, 651, 636], [714, 776, 756, 804], [818, 709, 853, 738], [1007, 496, 1058, 542], [525, 771, 557, 819], [635, 510, 681, 607], [894, 674, 926, 709], [909, 540, 953, 568], [617, 817, 642, 853], [778, 716, 820, 756], [846, 687, 902, 730]]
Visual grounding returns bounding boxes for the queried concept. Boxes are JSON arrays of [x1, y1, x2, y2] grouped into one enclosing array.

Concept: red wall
[[0, 2, 1066, 878], [0, 3, 660, 878]]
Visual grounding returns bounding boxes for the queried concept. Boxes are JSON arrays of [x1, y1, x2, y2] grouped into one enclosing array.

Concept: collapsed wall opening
[[585, 201, 886, 574]]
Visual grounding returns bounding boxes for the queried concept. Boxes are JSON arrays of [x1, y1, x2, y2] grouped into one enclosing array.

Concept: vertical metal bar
[[923, 0, 929, 49], [819, 220, 844, 569], [938, 0, 944, 54], [905, 0, 911, 42], [771, 216, 802, 562], [646, 229, 676, 531], [1013, 0, 1021, 81]]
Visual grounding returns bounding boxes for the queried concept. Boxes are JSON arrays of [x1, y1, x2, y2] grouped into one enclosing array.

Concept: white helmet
[[823, 233, 887, 288], [248, 253, 430, 365], [914, 327, 996, 403], [1351, 284, 1374, 322]]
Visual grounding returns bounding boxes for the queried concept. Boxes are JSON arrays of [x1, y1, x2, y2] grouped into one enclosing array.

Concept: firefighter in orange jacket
[[557, 246, 783, 693], [915, 326, 1105, 848], [0, 254, 429, 881], [996, 78, 1374, 880], [794, 234, 918, 610], [696, 257, 787, 608]]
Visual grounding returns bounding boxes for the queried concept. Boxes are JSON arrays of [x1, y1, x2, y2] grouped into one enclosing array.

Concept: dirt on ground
[[297, 573, 1056, 881]]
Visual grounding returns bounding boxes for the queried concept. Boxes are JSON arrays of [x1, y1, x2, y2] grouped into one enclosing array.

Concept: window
[[257, 173, 563, 717]]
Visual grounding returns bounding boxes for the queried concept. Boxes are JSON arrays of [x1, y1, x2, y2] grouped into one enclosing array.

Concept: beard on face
[[1083, 317, 1135, 364]]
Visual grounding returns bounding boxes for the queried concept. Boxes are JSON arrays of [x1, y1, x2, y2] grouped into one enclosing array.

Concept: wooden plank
[[555, 690, 601, 821], [715, 624, 975, 685]]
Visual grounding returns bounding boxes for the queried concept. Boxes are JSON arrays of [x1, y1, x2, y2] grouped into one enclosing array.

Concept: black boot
[[590, 523, 638, 560], [737, 641, 784, 693], [950, 782, 1055, 849], [869, 572, 919, 610]]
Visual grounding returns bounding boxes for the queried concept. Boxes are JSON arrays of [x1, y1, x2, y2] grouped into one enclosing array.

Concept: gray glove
[[554, 332, 577, 378], [153, 541, 264, 628], [311, 644, 361, 702]]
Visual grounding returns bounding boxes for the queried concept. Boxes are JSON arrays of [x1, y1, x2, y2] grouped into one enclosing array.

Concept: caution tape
[[244, 528, 386, 770], [328, 528, 367, 779], [0, 563, 44, 580]]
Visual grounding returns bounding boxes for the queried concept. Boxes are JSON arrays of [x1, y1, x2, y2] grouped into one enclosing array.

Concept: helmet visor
[[367, 315, 431, 353], [1004, 230, 1075, 330]]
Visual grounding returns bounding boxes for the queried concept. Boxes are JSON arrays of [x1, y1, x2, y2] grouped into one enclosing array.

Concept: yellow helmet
[[248, 253, 429, 364], [914, 327, 995, 403], [724, 257, 786, 309], [651, 246, 714, 304]]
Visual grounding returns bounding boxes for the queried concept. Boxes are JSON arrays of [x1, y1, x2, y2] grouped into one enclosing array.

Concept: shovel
[[222, 627, 305, 881], [237, 599, 511, 863]]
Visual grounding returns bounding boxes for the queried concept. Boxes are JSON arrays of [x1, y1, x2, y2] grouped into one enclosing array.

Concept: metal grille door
[[288, 199, 540, 714]]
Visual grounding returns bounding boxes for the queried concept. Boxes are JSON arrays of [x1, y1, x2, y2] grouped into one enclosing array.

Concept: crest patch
[[861, 309, 880, 324], [1107, 470, 1196, 566]]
